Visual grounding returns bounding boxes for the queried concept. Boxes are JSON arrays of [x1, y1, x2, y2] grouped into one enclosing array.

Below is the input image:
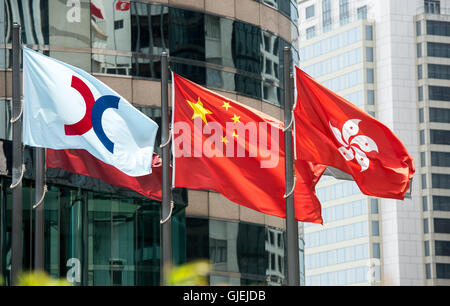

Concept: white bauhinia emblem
[[329, 119, 379, 172]]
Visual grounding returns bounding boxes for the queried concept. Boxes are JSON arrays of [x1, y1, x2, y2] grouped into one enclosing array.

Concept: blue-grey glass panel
[[365, 25, 373, 41], [432, 174, 450, 189], [435, 240, 450, 256], [367, 68, 374, 83], [420, 130, 425, 145], [357, 6, 367, 20], [429, 108, 450, 123], [322, 0, 332, 30], [422, 174, 427, 189], [371, 199, 378, 214], [421, 151, 426, 166], [306, 5, 315, 19], [428, 42, 450, 58], [433, 196, 450, 211], [424, 218, 429, 234], [423, 196, 428, 211], [339, 0, 349, 25], [424, 241, 430, 256], [366, 47, 373, 62], [425, 0, 440, 14], [430, 130, 450, 145], [434, 218, 450, 234], [428, 64, 450, 80], [306, 26, 315, 39], [436, 263, 450, 279], [427, 20, 450, 36], [372, 243, 380, 258], [371, 221, 379, 236]]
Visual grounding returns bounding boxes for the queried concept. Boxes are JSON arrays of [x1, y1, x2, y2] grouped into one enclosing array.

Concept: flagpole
[[34, 148, 46, 270], [11, 23, 23, 285], [160, 51, 172, 284], [283, 46, 300, 286]]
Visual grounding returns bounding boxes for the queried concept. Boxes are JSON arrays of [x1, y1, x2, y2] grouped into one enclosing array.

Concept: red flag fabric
[[172, 72, 326, 223], [294, 67, 415, 200], [116, 1, 131, 11], [90, 2, 104, 19], [47, 149, 162, 201]]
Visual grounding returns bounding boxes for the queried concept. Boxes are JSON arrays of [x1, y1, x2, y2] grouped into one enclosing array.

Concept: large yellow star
[[222, 101, 231, 111], [231, 114, 240, 124], [186, 97, 212, 124]]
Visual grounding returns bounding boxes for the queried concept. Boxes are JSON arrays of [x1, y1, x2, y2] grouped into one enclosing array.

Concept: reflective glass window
[[435, 240, 450, 256], [436, 263, 450, 279], [434, 218, 450, 234], [430, 130, 450, 144], [428, 42, 450, 58], [429, 108, 450, 123], [432, 174, 450, 189], [433, 196, 450, 211], [428, 64, 450, 80], [427, 20, 450, 36], [357, 6, 367, 20], [306, 5, 315, 19]]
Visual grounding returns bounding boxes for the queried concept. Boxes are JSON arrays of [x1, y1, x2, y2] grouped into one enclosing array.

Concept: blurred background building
[[298, 0, 450, 286]]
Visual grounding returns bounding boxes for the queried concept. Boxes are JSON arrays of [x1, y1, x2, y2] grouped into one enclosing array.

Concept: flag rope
[[33, 184, 47, 209], [159, 127, 172, 148], [283, 110, 294, 132], [10, 100, 23, 124], [283, 175, 297, 199], [10, 164, 25, 189], [160, 200, 174, 224]]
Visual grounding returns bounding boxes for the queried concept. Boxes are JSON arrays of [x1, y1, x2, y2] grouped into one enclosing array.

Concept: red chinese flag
[[47, 149, 162, 201], [294, 67, 415, 200], [172, 72, 325, 223]]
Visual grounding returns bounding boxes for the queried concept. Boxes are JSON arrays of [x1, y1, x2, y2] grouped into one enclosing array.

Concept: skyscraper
[[298, 0, 450, 285]]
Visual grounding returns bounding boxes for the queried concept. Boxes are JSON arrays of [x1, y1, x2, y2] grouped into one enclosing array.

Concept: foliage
[[17, 271, 71, 286], [165, 260, 211, 286]]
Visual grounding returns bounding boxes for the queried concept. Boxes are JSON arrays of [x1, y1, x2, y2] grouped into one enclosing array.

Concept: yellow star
[[231, 114, 240, 124], [221, 136, 228, 144], [186, 97, 212, 124], [232, 131, 238, 138], [222, 101, 231, 111]]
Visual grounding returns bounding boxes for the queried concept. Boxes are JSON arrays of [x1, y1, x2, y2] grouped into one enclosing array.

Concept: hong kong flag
[[172, 72, 326, 223], [294, 67, 415, 200]]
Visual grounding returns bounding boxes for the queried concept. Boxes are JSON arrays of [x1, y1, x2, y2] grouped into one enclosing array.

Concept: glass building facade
[[417, 9, 450, 283], [0, 0, 299, 286]]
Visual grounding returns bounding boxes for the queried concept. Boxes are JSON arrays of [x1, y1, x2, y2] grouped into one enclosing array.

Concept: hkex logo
[[64, 75, 118, 153]]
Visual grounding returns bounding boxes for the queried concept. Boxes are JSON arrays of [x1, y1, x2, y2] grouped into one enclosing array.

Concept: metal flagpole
[[11, 22, 23, 285], [283, 46, 300, 286], [160, 51, 173, 284], [34, 148, 46, 270]]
